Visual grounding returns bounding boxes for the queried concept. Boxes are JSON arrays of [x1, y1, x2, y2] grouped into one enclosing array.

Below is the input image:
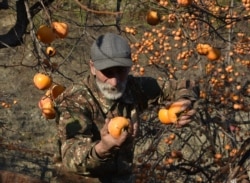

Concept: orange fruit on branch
[[146, 10, 161, 26], [51, 22, 69, 39], [38, 96, 56, 119], [206, 47, 221, 61], [158, 101, 186, 124], [50, 84, 66, 99], [196, 43, 211, 55], [41, 101, 56, 119], [46, 46, 56, 57], [37, 25, 56, 44], [177, 0, 192, 6], [38, 96, 52, 110], [108, 117, 130, 138], [33, 73, 52, 90], [158, 108, 172, 124]]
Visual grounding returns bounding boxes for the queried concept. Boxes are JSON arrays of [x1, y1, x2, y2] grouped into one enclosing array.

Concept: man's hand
[[172, 99, 196, 127], [94, 118, 136, 158]]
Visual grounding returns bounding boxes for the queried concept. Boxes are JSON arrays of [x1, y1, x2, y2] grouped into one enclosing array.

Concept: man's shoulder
[[55, 80, 92, 104], [63, 82, 88, 95], [127, 75, 162, 99], [128, 75, 158, 85]]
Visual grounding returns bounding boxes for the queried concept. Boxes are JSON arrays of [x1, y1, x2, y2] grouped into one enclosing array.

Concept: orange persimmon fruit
[[158, 101, 185, 124], [214, 153, 222, 159], [51, 22, 68, 39], [206, 47, 221, 61], [196, 43, 211, 55], [158, 108, 172, 124], [36, 25, 56, 44], [50, 84, 66, 99], [177, 0, 192, 6], [33, 73, 52, 90], [146, 10, 161, 26], [38, 96, 56, 119], [38, 96, 52, 110], [41, 100, 56, 119], [108, 117, 130, 138], [46, 46, 56, 57]]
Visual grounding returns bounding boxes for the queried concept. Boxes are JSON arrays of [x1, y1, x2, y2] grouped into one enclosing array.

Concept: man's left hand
[[171, 99, 196, 127]]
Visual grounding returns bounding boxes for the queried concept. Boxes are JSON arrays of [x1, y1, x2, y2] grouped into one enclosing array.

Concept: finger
[[172, 99, 192, 112], [178, 110, 195, 122], [113, 129, 128, 146], [177, 109, 196, 126], [177, 119, 192, 127], [101, 118, 111, 135], [176, 99, 191, 107], [132, 122, 138, 138], [185, 109, 196, 116]]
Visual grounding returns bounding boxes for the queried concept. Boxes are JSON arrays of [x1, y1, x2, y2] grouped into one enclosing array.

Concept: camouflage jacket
[[54, 74, 199, 183]]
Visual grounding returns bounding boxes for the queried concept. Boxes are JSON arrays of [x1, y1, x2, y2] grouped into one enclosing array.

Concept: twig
[[73, 0, 123, 16]]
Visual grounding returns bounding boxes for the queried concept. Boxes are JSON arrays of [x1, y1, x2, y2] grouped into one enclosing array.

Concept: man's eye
[[102, 70, 113, 77]]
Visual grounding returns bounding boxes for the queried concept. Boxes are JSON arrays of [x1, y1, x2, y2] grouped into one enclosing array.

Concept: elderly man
[[54, 33, 199, 183]]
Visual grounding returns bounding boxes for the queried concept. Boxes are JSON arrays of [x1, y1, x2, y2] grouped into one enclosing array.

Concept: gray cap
[[91, 33, 133, 70]]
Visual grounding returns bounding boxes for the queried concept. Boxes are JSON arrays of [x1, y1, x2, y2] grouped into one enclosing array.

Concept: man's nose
[[108, 76, 119, 87]]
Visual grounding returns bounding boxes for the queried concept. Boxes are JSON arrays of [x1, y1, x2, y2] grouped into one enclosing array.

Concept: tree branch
[[0, 0, 54, 49]]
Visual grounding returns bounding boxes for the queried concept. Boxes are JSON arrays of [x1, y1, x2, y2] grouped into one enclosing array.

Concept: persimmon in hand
[[108, 117, 130, 138], [158, 101, 186, 124]]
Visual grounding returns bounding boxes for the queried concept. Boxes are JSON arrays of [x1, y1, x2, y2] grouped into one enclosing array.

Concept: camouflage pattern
[[54, 74, 199, 183]]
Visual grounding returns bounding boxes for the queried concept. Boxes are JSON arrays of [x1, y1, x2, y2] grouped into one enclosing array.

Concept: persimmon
[[224, 144, 231, 150], [41, 100, 56, 119], [214, 153, 222, 159], [177, 0, 192, 6], [158, 101, 185, 124], [206, 47, 221, 61], [38, 96, 52, 110], [33, 73, 52, 90], [38, 96, 56, 119], [108, 116, 130, 138], [46, 46, 56, 57], [146, 10, 161, 26], [50, 84, 66, 99], [51, 22, 68, 39], [196, 43, 211, 55], [169, 133, 176, 140], [165, 157, 175, 165], [158, 108, 172, 124], [36, 25, 56, 44]]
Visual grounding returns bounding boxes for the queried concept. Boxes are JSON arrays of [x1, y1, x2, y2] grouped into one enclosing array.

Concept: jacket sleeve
[[133, 76, 199, 107], [55, 85, 116, 176], [159, 78, 200, 102]]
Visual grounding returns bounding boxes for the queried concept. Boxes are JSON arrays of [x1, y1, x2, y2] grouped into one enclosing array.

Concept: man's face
[[92, 66, 130, 100]]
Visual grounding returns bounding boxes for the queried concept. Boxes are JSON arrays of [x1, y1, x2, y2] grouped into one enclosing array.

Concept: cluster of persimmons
[[124, 0, 250, 182], [33, 21, 69, 119], [33, 73, 65, 119], [37, 21, 68, 57], [127, 0, 249, 115]]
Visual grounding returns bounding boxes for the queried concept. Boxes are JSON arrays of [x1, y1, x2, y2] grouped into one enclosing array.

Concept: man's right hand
[[94, 119, 129, 159]]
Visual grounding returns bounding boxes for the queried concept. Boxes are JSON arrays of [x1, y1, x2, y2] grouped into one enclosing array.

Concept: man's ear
[[89, 60, 96, 75]]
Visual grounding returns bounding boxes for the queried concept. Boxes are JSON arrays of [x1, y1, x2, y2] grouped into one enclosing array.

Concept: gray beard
[[95, 79, 127, 100]]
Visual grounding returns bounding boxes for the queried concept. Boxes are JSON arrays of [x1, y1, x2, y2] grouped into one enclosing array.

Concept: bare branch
[[0, 0, 55, 49], [73, 0, 123, 16]]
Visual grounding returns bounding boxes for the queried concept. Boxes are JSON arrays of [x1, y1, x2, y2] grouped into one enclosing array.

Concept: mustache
[[98, 80, 127, 92]]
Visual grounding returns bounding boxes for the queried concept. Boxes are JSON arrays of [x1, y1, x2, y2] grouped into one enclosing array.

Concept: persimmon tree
[[123, 0, 250, 182]]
